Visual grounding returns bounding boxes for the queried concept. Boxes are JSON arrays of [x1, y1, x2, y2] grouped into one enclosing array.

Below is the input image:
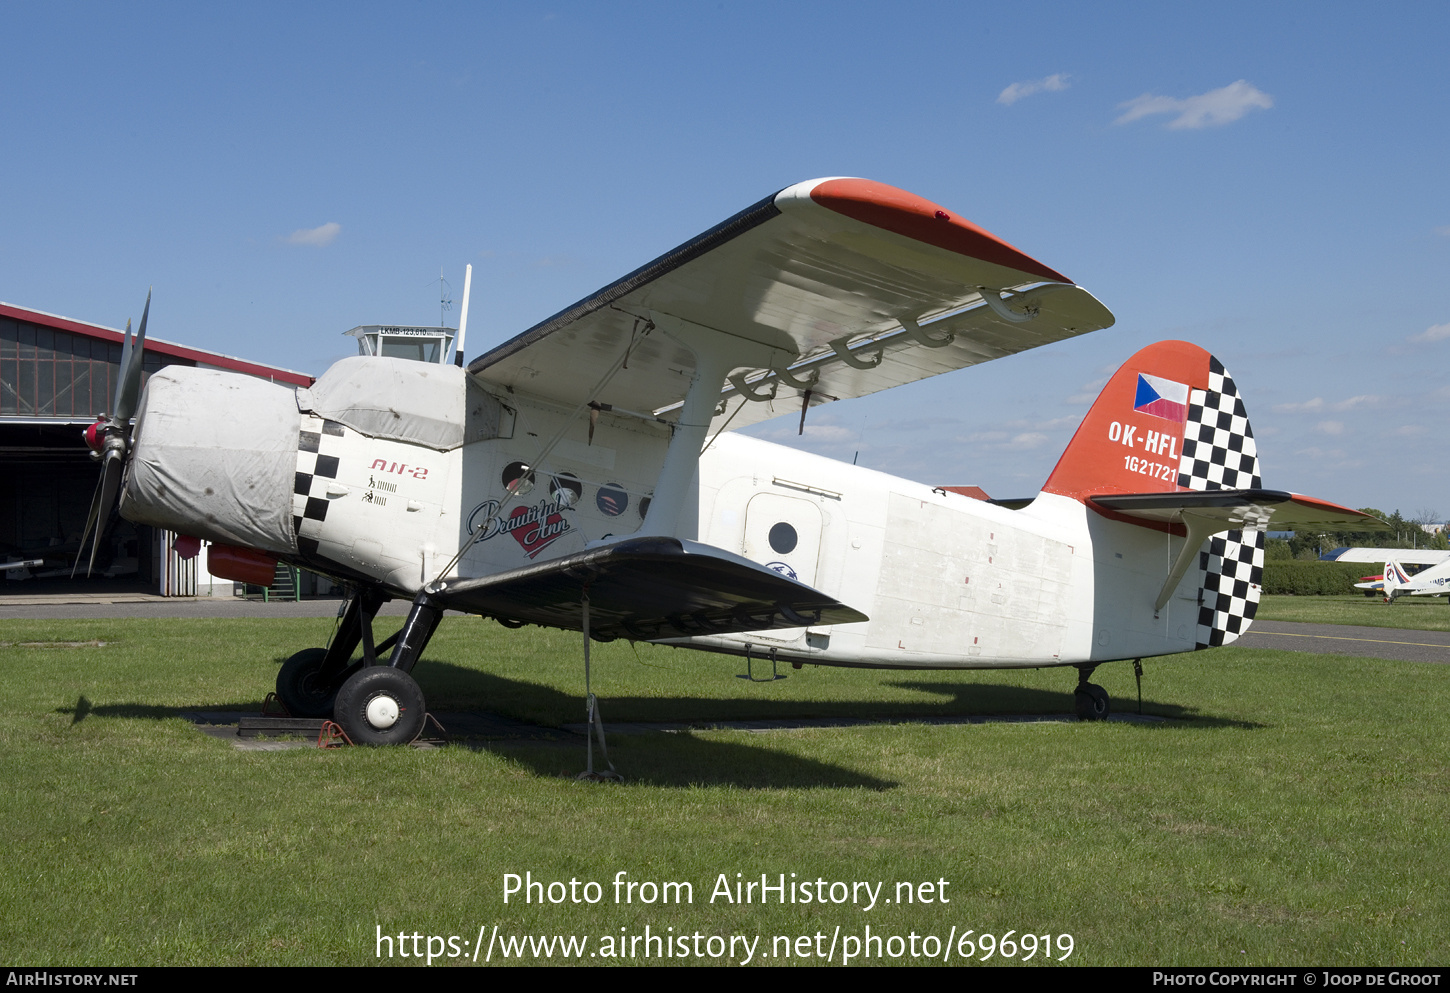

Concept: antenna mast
[[438, 267, 453, 328], [454, 264, 473, 367]]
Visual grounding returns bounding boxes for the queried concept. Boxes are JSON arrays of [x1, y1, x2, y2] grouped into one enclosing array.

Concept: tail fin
[[1383, 559, 1409, 600], [1043, 340, 1262, 500], [1044, 341, 1266, 649]]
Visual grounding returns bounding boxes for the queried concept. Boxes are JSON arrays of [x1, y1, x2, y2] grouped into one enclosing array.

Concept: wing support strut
[[640, 315, 783, 537], [1154, 512, 1227, 613]]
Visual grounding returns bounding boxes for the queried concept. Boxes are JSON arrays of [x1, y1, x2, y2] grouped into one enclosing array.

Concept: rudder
[[1042, 341, 1265, 649]]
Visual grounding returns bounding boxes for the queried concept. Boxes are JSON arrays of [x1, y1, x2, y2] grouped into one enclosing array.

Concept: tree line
[[1269, 508, 1448, 560]]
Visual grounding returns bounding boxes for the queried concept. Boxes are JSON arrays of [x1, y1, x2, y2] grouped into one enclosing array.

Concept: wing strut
[[637, 314, 783, 538], [1155, 513, 1232, 613]]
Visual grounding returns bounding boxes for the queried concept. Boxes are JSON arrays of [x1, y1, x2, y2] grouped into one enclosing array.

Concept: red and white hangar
[[0, 301, 312, 596]]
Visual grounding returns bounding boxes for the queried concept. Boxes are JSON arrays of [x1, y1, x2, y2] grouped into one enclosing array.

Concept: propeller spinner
[[75, 290, 151, 577]]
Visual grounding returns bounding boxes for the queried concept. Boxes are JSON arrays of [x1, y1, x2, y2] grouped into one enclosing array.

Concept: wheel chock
[[318, 721, 353, 749]]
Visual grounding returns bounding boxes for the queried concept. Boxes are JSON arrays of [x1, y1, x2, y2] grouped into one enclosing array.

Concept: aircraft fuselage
[[123, 359, 1206, 671]]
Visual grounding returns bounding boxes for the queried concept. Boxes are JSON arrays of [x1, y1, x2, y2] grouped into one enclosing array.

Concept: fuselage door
[[742, 492, 822, 586], [740, 492, 827, 645]]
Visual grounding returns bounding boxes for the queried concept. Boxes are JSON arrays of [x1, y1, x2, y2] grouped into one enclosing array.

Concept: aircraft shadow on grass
[[57, 657, 1261, 787], [359, 658, 1261, 729], [58, 693, 892, 791]]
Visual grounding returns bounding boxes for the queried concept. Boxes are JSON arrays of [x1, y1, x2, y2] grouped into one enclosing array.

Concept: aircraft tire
[[334, 666, 426, 746], [1074, 684, 1110, 721], [276, 648, 341, 718]]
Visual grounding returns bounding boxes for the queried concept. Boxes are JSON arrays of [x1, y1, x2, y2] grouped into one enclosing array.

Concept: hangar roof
[[0, 301, 312, 387]]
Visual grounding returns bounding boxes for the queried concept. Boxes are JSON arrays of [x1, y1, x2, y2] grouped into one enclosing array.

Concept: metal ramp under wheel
[[237, 709, 447, 747]]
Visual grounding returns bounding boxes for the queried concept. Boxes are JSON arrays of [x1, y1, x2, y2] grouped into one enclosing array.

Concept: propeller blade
[[113, 318, 132, 416], [84, 452, 125, 578], [75, 289, 151, 577], [70, 468, 109, 579], [114, 289, 151, 423]]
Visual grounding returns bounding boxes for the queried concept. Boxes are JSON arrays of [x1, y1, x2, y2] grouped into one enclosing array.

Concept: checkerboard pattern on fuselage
[[293, 414, 346, 560], [1176, 357, 1265, 649]]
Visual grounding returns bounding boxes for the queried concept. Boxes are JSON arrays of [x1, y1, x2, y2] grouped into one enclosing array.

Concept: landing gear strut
[[274, 587, 390, 717], [273, 584, 446, 745], [1074, 665, 1110, 721], [331, 590, 445, 746]]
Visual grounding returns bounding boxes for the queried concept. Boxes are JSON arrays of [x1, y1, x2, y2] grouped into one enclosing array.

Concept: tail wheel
[[276, 648, 340, 718], [334, 667, 426, 746], [1074, 683, 1110, 721]]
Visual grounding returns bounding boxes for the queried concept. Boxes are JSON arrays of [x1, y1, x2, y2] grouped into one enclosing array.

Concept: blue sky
[[3, 2, 1447, 515]]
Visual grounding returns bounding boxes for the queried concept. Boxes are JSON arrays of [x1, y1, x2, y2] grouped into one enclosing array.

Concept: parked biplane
[[1371, 558, 1450, 602], [79, 178, 1384, 748]]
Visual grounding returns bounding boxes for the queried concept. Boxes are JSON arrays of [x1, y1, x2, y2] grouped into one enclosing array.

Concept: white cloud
[[285, 222, 341, 247], [1274, 394, 1380, 414], [1394, 425, 1426, 437], [1114, 80, 1273, 129], [1065, 375, 1110, 405], [1317, 420, 1345, 436], [1274, 397, 1325, 413], [798, 424, 856, 443], [997, 73, 1071, 106], [1409, 322, 1450, 344]]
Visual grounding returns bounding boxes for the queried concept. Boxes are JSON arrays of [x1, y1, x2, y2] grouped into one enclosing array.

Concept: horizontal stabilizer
[[432, 536, 867, 641], [1088, 490, 1388, 612], [1090, 490, 1388, 533]]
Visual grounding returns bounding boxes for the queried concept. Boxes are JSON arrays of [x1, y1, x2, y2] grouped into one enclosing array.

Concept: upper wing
[[467, 178, 1114, 427]]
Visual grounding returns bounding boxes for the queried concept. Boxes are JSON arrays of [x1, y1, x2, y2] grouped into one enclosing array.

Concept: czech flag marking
[[1133, 373, 1189, 422]]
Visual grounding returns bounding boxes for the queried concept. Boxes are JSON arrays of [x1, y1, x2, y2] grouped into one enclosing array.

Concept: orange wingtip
[[808, 178, 1071, 284], [1285, 493, 1368, 516]]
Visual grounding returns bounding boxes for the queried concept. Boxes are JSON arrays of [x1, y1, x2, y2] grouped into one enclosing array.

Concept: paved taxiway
[[1234, 620, 1450, 665]]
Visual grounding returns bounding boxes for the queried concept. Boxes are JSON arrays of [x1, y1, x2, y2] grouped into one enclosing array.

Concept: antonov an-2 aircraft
[[81, 178, 1383, 747]]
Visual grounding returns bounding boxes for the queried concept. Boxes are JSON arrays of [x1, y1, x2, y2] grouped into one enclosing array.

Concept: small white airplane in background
[[1373, 558, 1450, 602], [77, 177, 1385, 755]]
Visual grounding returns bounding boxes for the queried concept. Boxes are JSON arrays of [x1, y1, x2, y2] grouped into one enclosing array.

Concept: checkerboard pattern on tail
[[1178, 357, 1265, 649], [293, 415, 347, 559]]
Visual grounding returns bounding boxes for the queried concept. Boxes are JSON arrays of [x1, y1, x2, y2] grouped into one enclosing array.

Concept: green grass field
[[1, 610, 1446, 967], [1258, 593, 1450, 631]]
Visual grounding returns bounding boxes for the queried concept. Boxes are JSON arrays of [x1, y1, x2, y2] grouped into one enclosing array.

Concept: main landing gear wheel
[[333, 667, 426, 746], [276, 648, 342, 718], [1074, 683, 1110, 721]]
